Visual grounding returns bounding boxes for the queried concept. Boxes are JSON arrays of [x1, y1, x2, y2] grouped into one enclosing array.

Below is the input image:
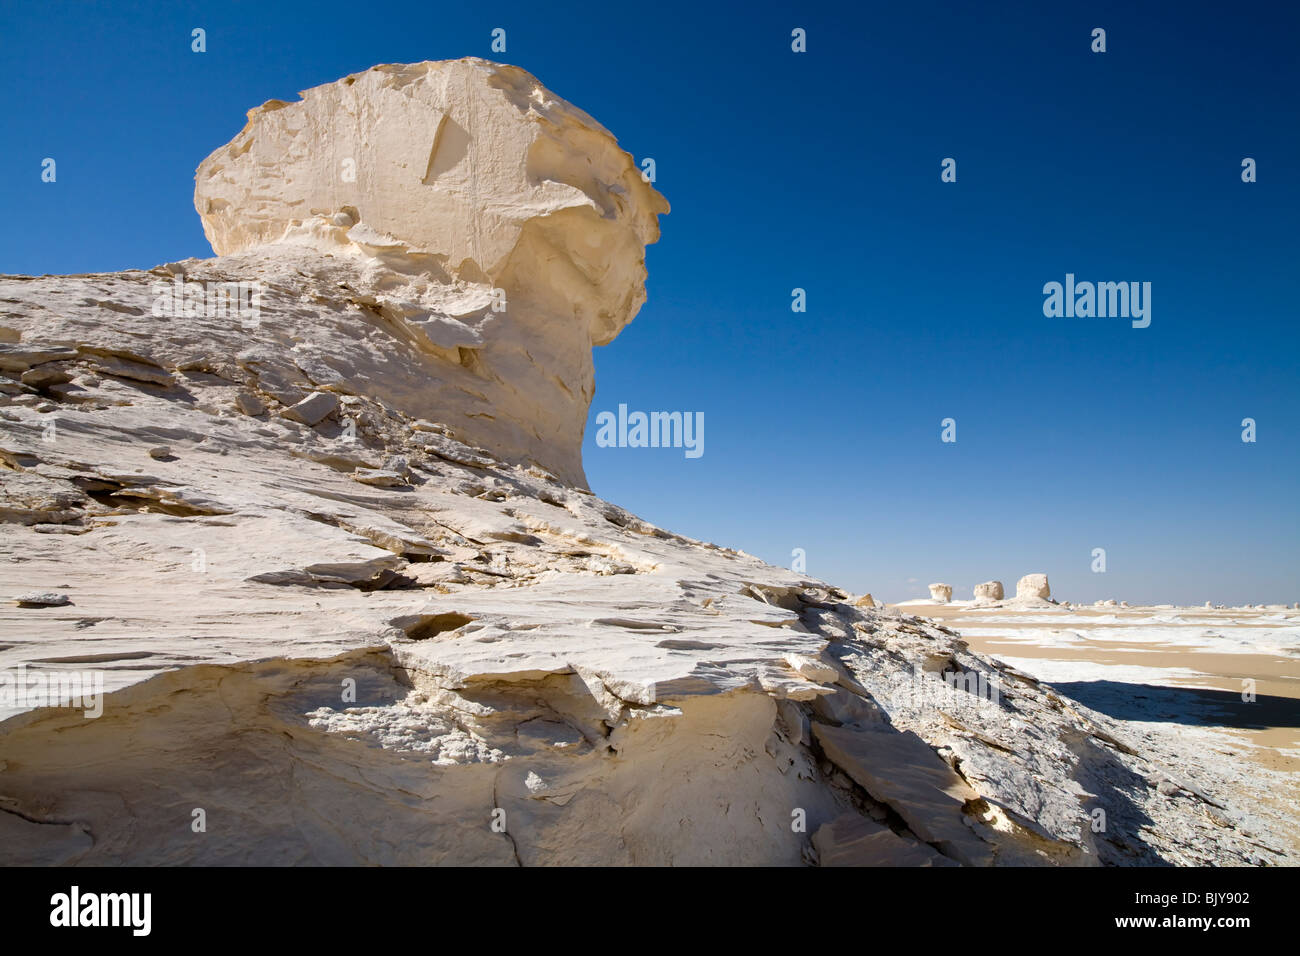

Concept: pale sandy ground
[[891, 602, 1300, 858]]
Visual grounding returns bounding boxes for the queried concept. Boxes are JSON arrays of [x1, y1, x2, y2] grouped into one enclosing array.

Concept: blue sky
[[3, 1, 1297, 604]]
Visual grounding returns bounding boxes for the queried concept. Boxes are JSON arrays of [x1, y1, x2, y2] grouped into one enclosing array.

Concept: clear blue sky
[[3, 1, 1297, 604]]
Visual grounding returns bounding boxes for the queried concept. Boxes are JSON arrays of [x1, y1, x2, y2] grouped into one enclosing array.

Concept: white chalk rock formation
[[194, 59, 667, 487], [1015, 573, 1051, 601], [0, 61, 1276, 866], [973, 580, 1004, 602], [928, 582, 952, 603]]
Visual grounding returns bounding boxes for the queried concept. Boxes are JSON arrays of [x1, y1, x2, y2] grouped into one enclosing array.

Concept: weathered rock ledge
[[0, 61, 1278, 866]]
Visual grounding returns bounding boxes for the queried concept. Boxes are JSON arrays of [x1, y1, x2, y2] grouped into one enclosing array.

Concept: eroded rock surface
[[1016, 573, 1052, 601], [195, 58, 667, 487], [0, 60, 1279, 866], [928, 583, 952, 604]]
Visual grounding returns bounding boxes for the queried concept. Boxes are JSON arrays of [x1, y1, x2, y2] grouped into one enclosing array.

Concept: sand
[[891, 601, 1300, 854]]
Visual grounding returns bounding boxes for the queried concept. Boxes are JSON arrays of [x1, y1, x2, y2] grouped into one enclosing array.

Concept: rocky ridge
[[0, 59, 1279, 866]]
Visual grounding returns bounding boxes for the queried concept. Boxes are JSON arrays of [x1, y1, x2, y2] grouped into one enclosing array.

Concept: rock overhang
[[191, 58, 669, 486]]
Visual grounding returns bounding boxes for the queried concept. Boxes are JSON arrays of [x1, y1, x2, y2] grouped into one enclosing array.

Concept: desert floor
[[891, 602, 1300, 859]]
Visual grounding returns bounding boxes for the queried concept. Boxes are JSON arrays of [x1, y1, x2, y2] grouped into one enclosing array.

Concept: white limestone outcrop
[[1016, 573, 1051, 601], [194, 58, 668, 488], [0, 61, 1276, 867]]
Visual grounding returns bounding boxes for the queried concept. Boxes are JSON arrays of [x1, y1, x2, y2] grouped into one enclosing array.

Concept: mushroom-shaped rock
[[928, 583, 953, 603], [194, 58, 668, 487], [1015, 573, 1051, 600], [973, 580, 1004, 601]]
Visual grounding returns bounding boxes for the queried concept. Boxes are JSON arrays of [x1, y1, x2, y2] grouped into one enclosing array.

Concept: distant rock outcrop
[[1015, 573, 1051, 601], [973, 580, 1004, 602], [928, 583, 952, 603]]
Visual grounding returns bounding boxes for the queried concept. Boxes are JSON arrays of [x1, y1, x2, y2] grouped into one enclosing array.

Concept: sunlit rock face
[[1016, 573, 1051, 601], [0, 62, 1283, 867], [195, 58, 669, 487]]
